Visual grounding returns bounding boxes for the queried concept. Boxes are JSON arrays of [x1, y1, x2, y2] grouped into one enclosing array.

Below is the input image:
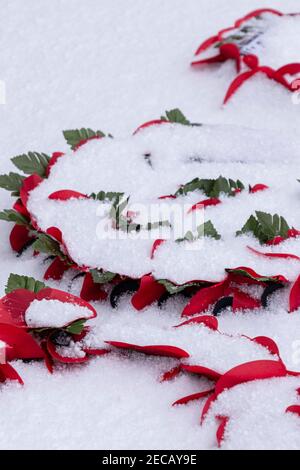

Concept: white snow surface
[[1, 0, 300, 450], [25, 299, 92, 328]]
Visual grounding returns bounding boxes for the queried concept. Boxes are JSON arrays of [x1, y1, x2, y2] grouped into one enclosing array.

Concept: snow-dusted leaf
[[175, 176, 244, 198], [157, 279, 202, 295], [236, 211, 290, 244], [32, 233, 66, 259], [161, 108, 191, 125], [65, 319, 86, 335], [176, 220, 221, 242], [90, 269, 116, 284], [5, 273, 46, 294], [11, 152, 50, 177], [0, 209, 29, 226], [63, 128, 105, 150], [0, 172, 25, 195]]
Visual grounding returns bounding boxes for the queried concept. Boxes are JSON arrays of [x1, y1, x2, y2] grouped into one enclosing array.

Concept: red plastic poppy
[[106, 341, 189, 359]]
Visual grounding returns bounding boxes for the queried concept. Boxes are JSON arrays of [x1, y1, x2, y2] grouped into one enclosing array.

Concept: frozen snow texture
[[0, 0, 300, 451], [25, 299, 92, 328]]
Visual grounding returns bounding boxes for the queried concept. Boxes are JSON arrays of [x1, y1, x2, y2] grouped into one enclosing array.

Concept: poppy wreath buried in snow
[[191, 9, 300, 103], [0, 111, 297, 315], [0, 274, 109, 375]]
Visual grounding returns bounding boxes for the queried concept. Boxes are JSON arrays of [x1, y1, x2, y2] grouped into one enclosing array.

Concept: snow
[[0, 0, 300, 450], [27, 127, 300, 280], [86, 303, 273, 372], [25, 299, 92, 328]]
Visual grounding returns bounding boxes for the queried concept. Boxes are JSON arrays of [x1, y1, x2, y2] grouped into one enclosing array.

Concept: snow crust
[[25, 299, 92, 328]]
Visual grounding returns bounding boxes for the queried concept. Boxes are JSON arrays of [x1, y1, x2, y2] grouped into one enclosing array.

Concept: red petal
[[224, 70, 257, 104], [251, 336, 280, 357], [181, 280, 228, 317], [249, 183, 269, 193], [44, 257, 69, 281], [0, 289, 35, 327], [83, 348, 111, 356], [286, 405, 300, 417], [174, 315, 219, 331], [287, 229, 300, 239], [131, 275, 166, 310], [220, 43, 241, 72], [200, 392, 217, 423], [187, 198, 221, 214], [106, 341, 189, 359], [0, 363, 23, 385], [231, 288, 261, 311], [20, 174, 43, 209], [235, 9, 282, 26], [191, 54, 225, 67], [158, 194, 177, 200], [133, 120, 168, 135], [80, 272, 108, 302], [266, 236, 285, 246], [215, 360, 287, 397], [13, 199, 30, 219], [201, 360, 287, 422], [227, 267, 288, 284], [277, 63, 300, 76], [46, 152, 65, 177], [243, 54, 259, 69], [150, 239, 165, 259], [216, 415, 229, 447], [48, 190, 88, 201], [0, 323, 44, 361], [9, 224, 34, 252], [289, 274, 300, 313], [173, 389, 214, 406], [160, 365, 182, 382], [46, 226, 63, 244], [46, 337, 89, 364], [181, 364, 221, 381], [247, 245, 300, 261], [73, 135, 102, 151]]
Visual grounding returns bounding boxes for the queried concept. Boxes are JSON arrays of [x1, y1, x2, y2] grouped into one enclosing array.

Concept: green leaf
[[32, 233, 66, 260], [0, 172, 25, 195], [65, 319, 86, 335], [11, 152, 50, 177], [236, 211, 290, 244], [63, 128, 105, 150], [175, 176, 244, 198], [157, 279, 202, 295], [0, 209, 29, 226], [90, 269, 116, 284], [162, 108, 191, 125], [225, 268, 285, 284], [201, 220, 221, 240], [5, 273, 46, 294], [176, 220, 221, 242]]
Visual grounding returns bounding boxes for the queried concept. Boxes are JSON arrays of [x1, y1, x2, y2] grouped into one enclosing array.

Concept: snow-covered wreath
[[1, 8, 300, 449]]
